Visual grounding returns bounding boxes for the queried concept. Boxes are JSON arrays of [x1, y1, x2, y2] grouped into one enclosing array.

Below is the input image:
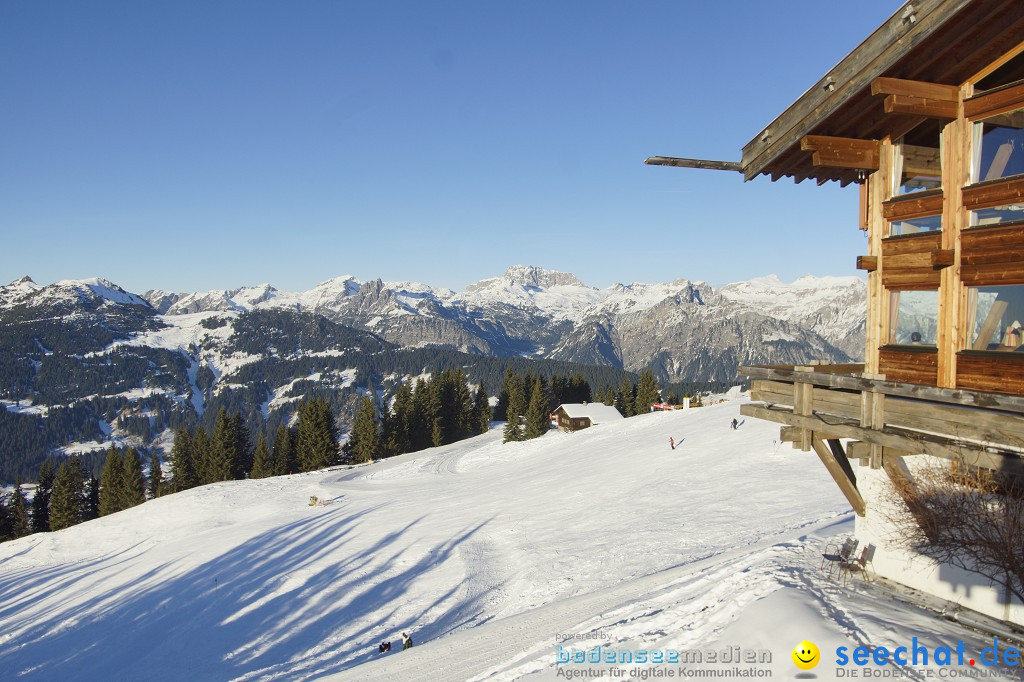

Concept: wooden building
[[650, 0, 1024, 624], [552, 403, 624, 431]]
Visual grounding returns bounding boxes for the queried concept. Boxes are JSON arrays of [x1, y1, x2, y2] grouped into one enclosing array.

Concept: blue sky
[[0, 1, 899, 294]]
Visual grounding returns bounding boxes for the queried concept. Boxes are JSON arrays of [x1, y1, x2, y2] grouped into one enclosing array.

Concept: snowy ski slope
[[0, 402, 1014, 680]]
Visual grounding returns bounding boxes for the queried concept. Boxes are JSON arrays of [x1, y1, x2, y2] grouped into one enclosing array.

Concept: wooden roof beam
[[870, 76, 959, 101], [801, 134, 880, 171], [884, 94, 958, 119], [644, 156, 742, 172]]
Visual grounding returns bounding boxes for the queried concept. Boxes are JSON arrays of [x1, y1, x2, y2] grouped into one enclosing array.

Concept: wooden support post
[[827, 438, 857, 487], [794, 379, 814, 452], [860, 389, 886, 469], [812, 437, 867, 516]]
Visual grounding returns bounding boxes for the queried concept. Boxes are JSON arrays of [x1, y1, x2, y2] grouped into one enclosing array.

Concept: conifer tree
[[635, 370, 661, 415], [171, 427, 198, 492], [615, 376, 635, 417], [525, 377, 550, 439], [250, 433, 271, 478], [409, 378, 431, 452], [99, 447, 124, 516], [473, 384, 491, 435], [211, 408, 235, 482], [297, 397, 339, 471], [0, 494, 11, 542], [193, 426, 214, 485], [454, 370, 475, 439], [271, 425, 296, 476], [120, 448, 146, 509], [230, 412, 251, 479], [31, 458, 55, 533], [503, 371, 526, 443], [388, 382, 414, 456], [148, 452, 163, 498], [50, 457, 85, 531], [9, 482, 30, 539], [350, 396, 379, 464], [84, 477, 100, 521], [428, 374, 445, 447]]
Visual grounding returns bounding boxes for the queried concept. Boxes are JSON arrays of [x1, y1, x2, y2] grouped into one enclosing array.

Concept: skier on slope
[[731, 418, 738, 430], [402, 632, 414, 650], [669, 437, 675, 450]]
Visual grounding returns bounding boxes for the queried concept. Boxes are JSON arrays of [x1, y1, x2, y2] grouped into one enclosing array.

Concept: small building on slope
[[650, 0, 1024, 625], [552, 403, 624, 431]]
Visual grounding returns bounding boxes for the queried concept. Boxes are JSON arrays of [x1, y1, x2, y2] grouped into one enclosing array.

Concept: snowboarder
[[731, 419, 738, 430], [669, 437, 675, 450], [378, 640, 391, 654], [402, 632, 414, 650]]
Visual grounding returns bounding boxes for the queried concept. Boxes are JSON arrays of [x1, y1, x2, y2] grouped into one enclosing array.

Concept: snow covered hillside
[[1, 403, 1007, 681]]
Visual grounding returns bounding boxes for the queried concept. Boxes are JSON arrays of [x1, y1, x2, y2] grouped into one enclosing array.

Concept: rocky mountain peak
[[502, 265, 588, 289]]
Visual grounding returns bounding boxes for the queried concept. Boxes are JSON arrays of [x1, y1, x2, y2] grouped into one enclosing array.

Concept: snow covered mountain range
[[0, 267, 864, 481], [140, 265, 866, 380]]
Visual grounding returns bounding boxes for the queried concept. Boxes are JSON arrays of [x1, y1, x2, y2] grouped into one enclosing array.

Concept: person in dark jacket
[[402, 632, 414, 650]]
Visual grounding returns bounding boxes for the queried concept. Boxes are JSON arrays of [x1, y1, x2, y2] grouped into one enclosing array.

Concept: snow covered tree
[[250, 433, 271, 479], [50, 457, 86, 531], [171, 427, 198, 492], [99, 447, 124, 516], [120, 448, 146, 509], [473, 384, 491, 435], [31, 458, 55, 533], [524, 377, 549, 439], [349, 396, 379, 464], [634, 370, 661, 415], [148, 452, 163, 498], [297, 397, 339, 471]]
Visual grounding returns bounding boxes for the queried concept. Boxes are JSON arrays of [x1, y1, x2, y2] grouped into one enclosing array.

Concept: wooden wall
[[880, 233, 944, 289], [957, 351, 1024, 394], [962, 223, 1024, 286], [879, 347, 939, 385]]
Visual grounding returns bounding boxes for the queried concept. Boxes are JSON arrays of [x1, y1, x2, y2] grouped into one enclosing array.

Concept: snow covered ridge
[[0, 404, 1007, 681], [4, 267, 867, 384]]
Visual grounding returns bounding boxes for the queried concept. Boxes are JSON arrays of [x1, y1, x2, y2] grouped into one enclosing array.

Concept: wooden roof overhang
[[647, 0, 1024, 186], [741, 0, 1024, 186]]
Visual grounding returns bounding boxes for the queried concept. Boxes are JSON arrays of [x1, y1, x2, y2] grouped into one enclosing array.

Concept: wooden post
[[860, 389, 886, 469], [865, 138, 893, 374], [812, 438, 867, 516], [793, 371, 814, 451]]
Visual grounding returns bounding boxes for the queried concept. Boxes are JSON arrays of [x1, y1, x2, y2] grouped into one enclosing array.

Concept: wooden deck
[[739, 363, 1024, 515]]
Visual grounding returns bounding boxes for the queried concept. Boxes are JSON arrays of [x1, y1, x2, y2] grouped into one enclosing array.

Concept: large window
[[890, 214, 941, 237], [970, 106, 1024, 183], [889, 290, 939, 346], [894, 120, 942, 195], [966, 285, 1024, 352]]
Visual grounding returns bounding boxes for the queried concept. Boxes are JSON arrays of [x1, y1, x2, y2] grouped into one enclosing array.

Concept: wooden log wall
[[957, 351, 1024, 394], [881, 232, 944, 289], [879, 347, 939, 385]]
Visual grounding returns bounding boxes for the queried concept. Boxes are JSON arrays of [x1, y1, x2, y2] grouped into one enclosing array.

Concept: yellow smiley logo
[[792, 640, 820, 670]]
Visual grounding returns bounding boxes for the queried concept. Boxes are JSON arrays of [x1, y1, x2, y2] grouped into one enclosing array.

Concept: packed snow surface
[[0, 403, 1013, 681]]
